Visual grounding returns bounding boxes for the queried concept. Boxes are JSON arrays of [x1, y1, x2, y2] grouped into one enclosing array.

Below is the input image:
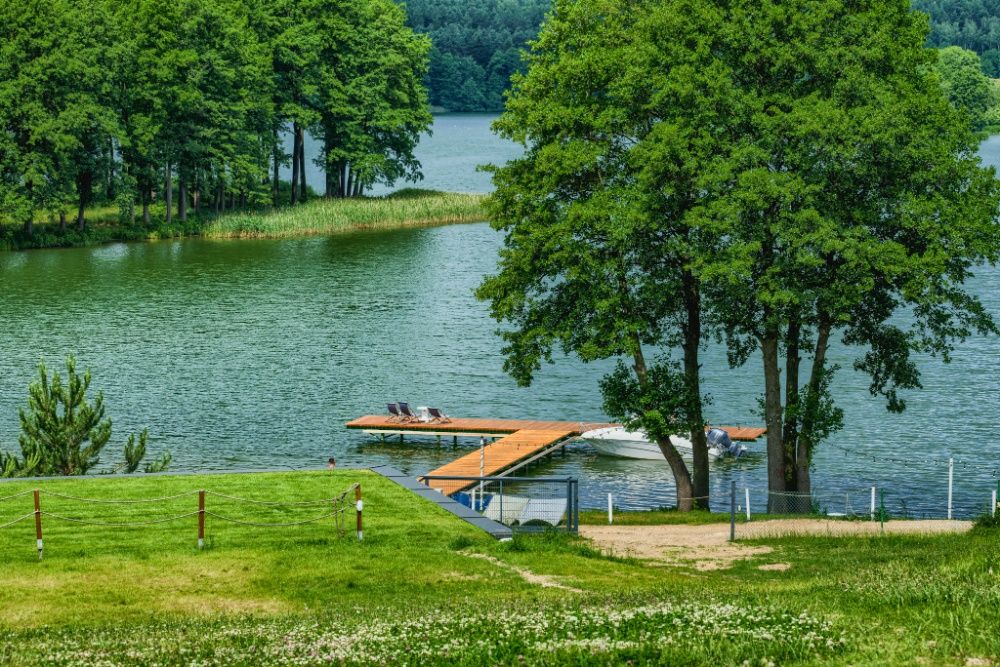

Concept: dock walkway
[[346, 416, 766, 497]]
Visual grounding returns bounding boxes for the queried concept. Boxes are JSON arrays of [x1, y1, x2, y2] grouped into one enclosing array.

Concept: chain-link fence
[[422, 475, 579, 533]]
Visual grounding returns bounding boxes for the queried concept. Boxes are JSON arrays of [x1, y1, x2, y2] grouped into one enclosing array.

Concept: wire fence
[[0, 483, 364, 559], [423, 475, 580, 533]]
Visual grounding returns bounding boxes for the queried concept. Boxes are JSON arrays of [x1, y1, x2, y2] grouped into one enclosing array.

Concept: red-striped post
[[355, 485, 363, 541], [198, 490, 205, 549], [33, 490, 43, 560]]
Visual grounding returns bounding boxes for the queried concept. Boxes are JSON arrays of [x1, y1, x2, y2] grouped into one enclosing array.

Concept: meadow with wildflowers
[[0, 471, 996, 666]]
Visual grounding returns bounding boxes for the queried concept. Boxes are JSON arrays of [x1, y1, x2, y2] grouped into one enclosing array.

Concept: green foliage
[[17, 357, 112, 476], [0, 0, 432, 234], [934, 46, 998, 130], [404, 0, 549, 111], [1, 357, 169, 477], [913, 0, 1000, 76]]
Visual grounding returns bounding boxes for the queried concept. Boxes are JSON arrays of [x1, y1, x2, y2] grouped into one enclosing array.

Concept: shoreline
[[0, 189, 487, 252]]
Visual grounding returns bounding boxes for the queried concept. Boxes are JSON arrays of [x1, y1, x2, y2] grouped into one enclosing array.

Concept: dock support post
[[729, 481, 736, 542], [399, 433, 404, 444], [436, 435, 441, 447], [947, 458, 954, 520], [452, 435, 457, 447], [33, 490, 42, 560]]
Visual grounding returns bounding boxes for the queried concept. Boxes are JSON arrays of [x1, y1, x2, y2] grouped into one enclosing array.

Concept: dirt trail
[[581, 519, 971, 570]]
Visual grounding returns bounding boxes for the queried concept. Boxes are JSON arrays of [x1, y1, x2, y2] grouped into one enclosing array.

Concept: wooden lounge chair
[[387, 403, 403, 422], [398, 402, 419, 422], [428, 407, 451, 424]]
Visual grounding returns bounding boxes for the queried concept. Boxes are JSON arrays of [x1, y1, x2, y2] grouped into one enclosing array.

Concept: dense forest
[[913, 1, 1000, 74], [404, 0, 548, 111], [0, 0, 431, 236]]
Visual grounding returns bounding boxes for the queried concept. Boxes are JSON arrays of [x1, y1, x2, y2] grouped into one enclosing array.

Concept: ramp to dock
[[420, 428, 577, 496]]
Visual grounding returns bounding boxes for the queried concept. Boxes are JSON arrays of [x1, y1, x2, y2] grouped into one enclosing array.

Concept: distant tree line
[[404, 0, 549, 111], [913, 0, 1000, 75], [0, 0, 431, 237]]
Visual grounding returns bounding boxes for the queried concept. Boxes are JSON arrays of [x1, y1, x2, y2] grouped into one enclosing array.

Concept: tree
[[935, 46, 998, 130], [1, 357, 169, 477], [700, 0, 1000, 510], [477, 0, 728, 510]]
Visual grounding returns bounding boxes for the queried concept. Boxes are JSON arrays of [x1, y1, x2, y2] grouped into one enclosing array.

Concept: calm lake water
[[1, 116, 999, 518]]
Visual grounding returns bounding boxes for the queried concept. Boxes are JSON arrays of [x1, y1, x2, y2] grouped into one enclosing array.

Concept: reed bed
[[205, 190, 486, 239]]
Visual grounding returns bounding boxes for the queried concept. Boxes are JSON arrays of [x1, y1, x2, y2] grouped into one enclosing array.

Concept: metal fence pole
[[947, 458, 954, 520], [355, 484, 363, 541], [33, 490, 43, 560], [992, 488, 997, 518], [729, 480, 736, 542], [745, 487, 751, 521], [573, 480, 579, 533], [499, 479, 504, 525], [197, 490, 205, 549], [870, 486, 876, 521], [607, 493, 613, 525]]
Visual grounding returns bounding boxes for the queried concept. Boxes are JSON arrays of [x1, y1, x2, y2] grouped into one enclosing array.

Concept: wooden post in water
[[33, 490, 43, 560], [355, 485, 363, 541], [198, 490, 205, 549]]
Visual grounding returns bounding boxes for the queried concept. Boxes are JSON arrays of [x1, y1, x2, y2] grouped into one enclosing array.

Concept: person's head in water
[[327, 457, 336, 469]]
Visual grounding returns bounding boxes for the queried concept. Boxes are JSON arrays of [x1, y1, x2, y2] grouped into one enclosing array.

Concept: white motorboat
[[581, 426, 745, 461]]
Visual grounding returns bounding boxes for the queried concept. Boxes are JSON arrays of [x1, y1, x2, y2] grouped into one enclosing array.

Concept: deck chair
[[387, 403, 403, 422], [398, 402, 419, 422], [428, 407, 451, 423]]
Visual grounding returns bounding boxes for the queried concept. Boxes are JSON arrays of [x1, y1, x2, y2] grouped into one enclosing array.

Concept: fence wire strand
[[0, 490, 35, 503], [41, 490, 199, 504], [0, 512, 35, 529], [205, 490, 350, 507], [41, 511, 202, 527], [204, 509, 343, 528]]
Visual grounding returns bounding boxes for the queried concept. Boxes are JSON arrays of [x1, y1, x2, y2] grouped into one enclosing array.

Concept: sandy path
[[581, 519, 972, 570]]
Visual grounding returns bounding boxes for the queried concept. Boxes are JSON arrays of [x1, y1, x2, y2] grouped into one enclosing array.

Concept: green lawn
[[0, 470, 997, 665]]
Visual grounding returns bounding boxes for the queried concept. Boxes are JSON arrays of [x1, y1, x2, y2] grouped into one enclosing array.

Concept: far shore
[[0, 188, 487, 252]]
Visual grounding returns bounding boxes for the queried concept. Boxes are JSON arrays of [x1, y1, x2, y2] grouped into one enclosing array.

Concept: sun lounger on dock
[[387, 403, 403, 421], [428, 407, 451, 423], [398, 402, 419, 422]]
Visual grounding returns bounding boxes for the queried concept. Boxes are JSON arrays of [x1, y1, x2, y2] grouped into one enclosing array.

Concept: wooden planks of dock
[[420, 428, 577, 496], [345, 415, 766, 497]]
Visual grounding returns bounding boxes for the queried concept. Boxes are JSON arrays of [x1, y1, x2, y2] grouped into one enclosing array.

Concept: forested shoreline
[[0, 0, 431, 241]]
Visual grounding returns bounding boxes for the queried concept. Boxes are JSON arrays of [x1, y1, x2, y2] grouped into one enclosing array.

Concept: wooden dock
[[346, 415, 766, 497]]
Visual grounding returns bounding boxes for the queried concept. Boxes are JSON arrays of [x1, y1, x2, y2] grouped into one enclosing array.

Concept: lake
[[1, 115, 999, 518]]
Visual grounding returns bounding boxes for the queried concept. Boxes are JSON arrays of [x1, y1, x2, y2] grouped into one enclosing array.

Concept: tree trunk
[[179, 176, 188, 222], [782, 312, 801, 491], [630, 332, 694, 511], [142, 183, 151, 226], [340, 162, 348, 198], [681, 269, 709, 510], [272, 126, 281, 207], [345, 166, 355, 199], [77, 169, 93, 231], [353, 179, 362, 198], [297, 125, 306, 202], [219, 180, 226, 214], [291, 122, 300, 205], [24, 217, 33, 237], [797, 313, 832, 497], [323, 135, 333, 198], [164, 163, 173, 225], [59, 211, 67, 232], [762, 321, 788, 512]]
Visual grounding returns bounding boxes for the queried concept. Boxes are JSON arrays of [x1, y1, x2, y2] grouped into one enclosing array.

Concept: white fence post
[[607, 493, 613, 524], [745, 488, 751, 521], [870, 486, 876, 521], [947, 458, 954, 520], [992, 488, 997, 518]]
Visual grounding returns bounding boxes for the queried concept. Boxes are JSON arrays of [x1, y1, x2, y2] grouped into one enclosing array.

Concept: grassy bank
[[204, 189, 486, 239], [0, 471, 997, 665], [0, 189, 486, 251]]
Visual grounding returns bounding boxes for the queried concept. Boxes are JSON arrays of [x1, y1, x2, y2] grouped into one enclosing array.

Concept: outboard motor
[[707, 428, 741, 457]]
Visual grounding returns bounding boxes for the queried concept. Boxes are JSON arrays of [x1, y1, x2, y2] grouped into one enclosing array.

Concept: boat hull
[[582, 427, 694, 460]]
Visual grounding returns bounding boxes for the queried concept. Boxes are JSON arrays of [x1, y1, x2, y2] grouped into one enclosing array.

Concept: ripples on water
[[0, 121, 997, 519]]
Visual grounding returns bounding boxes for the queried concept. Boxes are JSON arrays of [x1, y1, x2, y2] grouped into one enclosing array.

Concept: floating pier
[[346, 415, 766, 497]]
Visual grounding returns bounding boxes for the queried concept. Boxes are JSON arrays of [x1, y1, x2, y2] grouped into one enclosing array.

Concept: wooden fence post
[[355, 485, 363, 541], [198, 490, 205, 549], [33, 490, 43, 560]]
